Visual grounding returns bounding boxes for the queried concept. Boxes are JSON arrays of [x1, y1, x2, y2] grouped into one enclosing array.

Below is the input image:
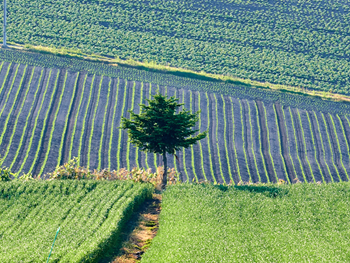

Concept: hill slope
[[142, 183, 350, 262], [4, 0, 350, 93], [1, 49, 350, 183]]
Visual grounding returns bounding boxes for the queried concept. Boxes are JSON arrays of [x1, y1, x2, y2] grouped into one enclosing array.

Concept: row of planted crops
[[0, 180, 153, 262], [3, 0, 350, 93], [1, 54, 350, 183]]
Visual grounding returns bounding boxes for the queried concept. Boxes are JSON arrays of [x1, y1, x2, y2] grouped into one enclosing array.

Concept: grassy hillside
[[142, 183, 350, 262], [3, 0, 350, 93], [1, 50, 350, 183], [0, 180, 153, 262]]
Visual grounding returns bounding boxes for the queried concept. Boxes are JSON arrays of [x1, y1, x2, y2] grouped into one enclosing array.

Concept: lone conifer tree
[[121, 92, 206, 189]]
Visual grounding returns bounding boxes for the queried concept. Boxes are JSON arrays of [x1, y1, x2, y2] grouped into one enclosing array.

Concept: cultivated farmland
[[3, 0, 350, 94], [142, 183, 350, 262], [1, 50, 350, 183], [0, 180, 153, 262]]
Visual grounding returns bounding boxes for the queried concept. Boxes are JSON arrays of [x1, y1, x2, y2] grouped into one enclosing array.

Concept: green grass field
[[142, 183, 350, 262], [0, 180, 153, 263]]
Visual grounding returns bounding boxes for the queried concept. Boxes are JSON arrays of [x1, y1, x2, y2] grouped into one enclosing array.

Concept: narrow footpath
[[99, 193, 162, 263]]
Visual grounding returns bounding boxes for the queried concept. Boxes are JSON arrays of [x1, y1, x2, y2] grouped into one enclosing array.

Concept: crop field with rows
[[0, 180, 153, 262], [1, 50, 350, 184], [2, 0, 350, 93]]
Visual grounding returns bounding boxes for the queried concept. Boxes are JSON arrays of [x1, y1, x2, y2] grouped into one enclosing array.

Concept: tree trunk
[[161, 149, 167, 189]]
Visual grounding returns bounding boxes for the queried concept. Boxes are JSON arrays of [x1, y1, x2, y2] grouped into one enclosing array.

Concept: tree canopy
[[121, 92, 206, 188]]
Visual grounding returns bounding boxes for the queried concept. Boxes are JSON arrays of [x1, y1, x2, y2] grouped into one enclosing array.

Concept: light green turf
[[142, 183, 350, 263]]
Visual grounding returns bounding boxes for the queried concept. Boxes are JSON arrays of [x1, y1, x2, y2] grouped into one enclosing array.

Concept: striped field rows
[[0, 61, 350, 183]]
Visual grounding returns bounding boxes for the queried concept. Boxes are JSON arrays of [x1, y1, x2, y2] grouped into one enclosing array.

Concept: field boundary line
[[12, 43, 350, 104]]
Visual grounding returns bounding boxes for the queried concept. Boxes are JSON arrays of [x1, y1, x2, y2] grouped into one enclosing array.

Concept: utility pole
[[3, 0, 6, 47]]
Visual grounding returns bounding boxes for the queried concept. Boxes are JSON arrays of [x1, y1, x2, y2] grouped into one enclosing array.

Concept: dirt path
[[99, 193, 162, 263]]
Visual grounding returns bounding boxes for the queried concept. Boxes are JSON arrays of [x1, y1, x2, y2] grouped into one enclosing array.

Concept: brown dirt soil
[[104, 193, 162, 263]]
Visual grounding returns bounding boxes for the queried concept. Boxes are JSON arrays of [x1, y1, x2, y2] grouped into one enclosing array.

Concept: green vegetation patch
[[6, 0, 350, 94], [0, 180, 153, 262], [142, 183, 350, 262]]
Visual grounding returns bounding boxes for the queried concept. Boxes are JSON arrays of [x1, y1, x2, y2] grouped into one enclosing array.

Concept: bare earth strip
[[107, 78, 121, 171], [248, 100, 268, 183], [191, 90, 206, 182], [265, 103, 288, 182], [9, 67, 47, 172], [62, 72, 86, 164], [255, 101, 275, 183], [32, 69, 66, 175], [0, 65, 28, 155], [111, 78, 127, 171], [208, 93, 223, 184], [78, 74, 98, 168], [15, 67, 55, 174], [41, 71, 79, 174], [290, 108, 312, 182], [313, 111, 339, 182], [0, 64, 23, 133], [299, 110, 324, 182], [0, 66, 33, 167], [242, 99, 260, 183], [325, 113, 348, 181], [275, 103, 296, 183], [232, 98, 250, 182], [118, 80, 131, 171], [89, 76, 109, 170]]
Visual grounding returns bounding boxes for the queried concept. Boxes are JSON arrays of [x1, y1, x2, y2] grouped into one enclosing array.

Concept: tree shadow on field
[[234, 185, 289, 198], [212, 184, 289, 198]]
